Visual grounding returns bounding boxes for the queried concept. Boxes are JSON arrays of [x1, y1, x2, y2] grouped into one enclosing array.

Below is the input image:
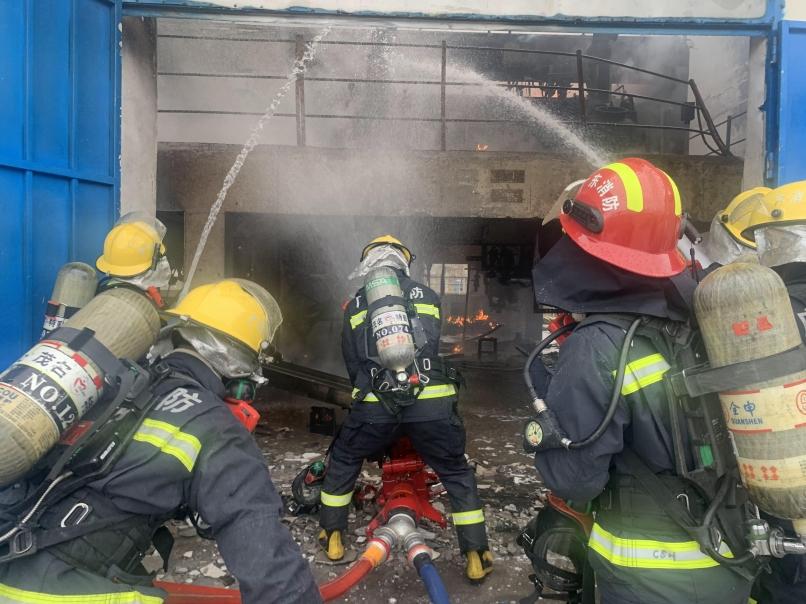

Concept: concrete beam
[[158, 144, 742, 288], [159, 143, 742, 223]]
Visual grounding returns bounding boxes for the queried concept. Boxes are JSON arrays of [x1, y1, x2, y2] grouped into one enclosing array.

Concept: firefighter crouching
[[529, 159, 753, 603], [0, 279, 321, 604], [319, 235, 493, 583]]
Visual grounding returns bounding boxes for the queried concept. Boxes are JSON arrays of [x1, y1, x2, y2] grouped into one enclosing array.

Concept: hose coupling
[[363, 537, 392, 568]]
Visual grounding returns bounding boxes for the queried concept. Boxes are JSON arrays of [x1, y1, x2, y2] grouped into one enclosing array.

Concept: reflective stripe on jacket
[[0, 582, 162, 604], [589, 522, 732, 570]]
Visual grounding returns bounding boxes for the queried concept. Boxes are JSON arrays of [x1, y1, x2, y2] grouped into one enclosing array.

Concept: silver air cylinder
[[364, 267, 416, 374], [41, 262, 97, 338], [0, 288, 159, 485]]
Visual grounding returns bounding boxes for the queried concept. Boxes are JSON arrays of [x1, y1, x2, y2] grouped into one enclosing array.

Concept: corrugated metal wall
[[0, 0, 121, 367]]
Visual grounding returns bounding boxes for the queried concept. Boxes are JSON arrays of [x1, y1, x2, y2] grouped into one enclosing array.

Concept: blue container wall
[[0, 0, 121, 367], [777, 21, 806, 185]]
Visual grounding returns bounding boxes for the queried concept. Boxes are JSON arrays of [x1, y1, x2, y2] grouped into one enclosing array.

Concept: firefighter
[[700, 187, 771, 270], [530, 158, 752, 604], [96, 212, 174, 307], [743, 180, 806, 604], [319, 235, 493, 583], [0, 279, 321, 604]]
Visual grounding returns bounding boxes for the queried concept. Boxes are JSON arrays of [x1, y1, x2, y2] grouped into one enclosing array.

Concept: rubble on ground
[[153, 389, 543, 602]]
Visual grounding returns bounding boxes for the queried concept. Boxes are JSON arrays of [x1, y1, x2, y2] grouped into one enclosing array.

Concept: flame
[[446, 309, 492, 326], [452, 344, 463, 354]]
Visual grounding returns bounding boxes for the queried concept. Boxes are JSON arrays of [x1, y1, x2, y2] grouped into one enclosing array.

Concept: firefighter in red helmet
[[528, 158, 753, 604]]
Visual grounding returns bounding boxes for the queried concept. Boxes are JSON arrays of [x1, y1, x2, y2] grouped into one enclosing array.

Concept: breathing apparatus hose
[[699, 475, 755, 567], [524, 317, 642, 450], [523, 322, 577, 401], [570, 318, 641, 449]]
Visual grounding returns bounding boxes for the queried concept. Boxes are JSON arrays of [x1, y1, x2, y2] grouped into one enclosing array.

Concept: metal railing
[[157, 33, 733, 156]]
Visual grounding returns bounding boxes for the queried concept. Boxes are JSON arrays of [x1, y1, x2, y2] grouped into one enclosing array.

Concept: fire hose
[[158, 512, 452, 604], [320, 512, 451, 603], [318, 537, 389, 601]]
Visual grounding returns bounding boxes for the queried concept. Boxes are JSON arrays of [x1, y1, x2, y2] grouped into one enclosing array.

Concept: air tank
[[0, 288, 159, 485], [41, 262, 98, 338], [694, 262, 806, 535], [364, 267, 416, 374]]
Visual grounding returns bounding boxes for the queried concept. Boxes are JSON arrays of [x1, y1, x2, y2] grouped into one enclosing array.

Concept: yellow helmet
[[96, 212, 167, 277], [742, 181, 806, 241], [167, 279, 282, 354], [715, 187, 771, 249], [360, 235, 413, 264]]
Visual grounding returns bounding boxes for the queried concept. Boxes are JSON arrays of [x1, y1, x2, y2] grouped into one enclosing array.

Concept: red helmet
[[559, 157, 687, 278]]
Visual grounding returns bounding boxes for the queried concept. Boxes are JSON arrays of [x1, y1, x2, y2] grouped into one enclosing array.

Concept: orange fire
[[446, 309, 492, 326], [452, 344, 463, 354]]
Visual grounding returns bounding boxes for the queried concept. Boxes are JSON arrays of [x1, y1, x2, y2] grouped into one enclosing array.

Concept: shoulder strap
[[619, 448, 758, 582], [0, 362, 182, 560]]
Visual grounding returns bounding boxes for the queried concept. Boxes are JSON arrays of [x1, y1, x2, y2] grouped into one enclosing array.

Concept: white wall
[[146, 0, 767, 19], [121, 17, 158, 215], [785, 0, 806, 20]]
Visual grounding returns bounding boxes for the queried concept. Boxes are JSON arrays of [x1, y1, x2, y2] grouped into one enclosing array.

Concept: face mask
[[177, 326, 260, 379], [756, 225, 806, 268], [703, 216, 747, 267], [124, 256, 172, 291]]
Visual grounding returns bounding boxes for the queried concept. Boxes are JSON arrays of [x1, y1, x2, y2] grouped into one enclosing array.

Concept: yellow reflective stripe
[[615, 353, 671, 396], [354, 384, 455, 403], [414, 304, 440, 319], [606, 162, 644, 212], [452, 509, 485, 525], [589, 523, 732, 570], [350, 310, 367, 329], [417, 384, 457, 399], [660, 169, 682, 216], [0, 583, 162, 604], [321, 491, 353, 507], [133, 418, 201, 472], [352, 388, 379, 402]]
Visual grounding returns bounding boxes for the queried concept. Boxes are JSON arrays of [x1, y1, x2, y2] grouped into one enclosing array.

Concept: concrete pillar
[[742, 37, 767, 188], [120, 17, 157, 216]]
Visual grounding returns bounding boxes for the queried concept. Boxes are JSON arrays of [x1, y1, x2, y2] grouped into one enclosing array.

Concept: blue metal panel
[[776, 20, 806, 184], [0, 0, 121, 367]]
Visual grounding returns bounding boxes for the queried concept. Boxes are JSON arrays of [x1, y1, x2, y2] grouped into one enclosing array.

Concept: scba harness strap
[[0, 361, 203, 582], [577, 313, 766, 581]]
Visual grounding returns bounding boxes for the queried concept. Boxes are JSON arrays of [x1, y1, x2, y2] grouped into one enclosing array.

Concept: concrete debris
[[201, 563, 227, 579], [165, 399, 542, 600]]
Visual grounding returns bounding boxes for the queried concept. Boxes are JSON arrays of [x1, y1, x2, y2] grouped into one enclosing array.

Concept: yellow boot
[[318, 529, 345, 561], [465, 549, 494, 584]]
